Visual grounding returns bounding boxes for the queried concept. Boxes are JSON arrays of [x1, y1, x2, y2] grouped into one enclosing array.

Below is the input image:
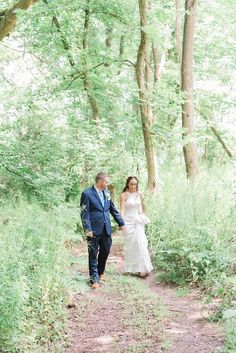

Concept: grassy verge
[[0, 199, 81, 353], [223, 317, 236, 353]]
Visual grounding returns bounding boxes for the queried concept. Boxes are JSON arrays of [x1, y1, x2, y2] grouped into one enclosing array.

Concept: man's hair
[[95, 172, 108, 183]]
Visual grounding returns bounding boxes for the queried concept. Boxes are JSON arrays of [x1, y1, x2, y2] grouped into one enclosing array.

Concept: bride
[[120, 176, 153, 277]]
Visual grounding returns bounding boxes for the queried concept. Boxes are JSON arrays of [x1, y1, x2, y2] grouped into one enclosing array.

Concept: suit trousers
[[87, 227, 112, 284]]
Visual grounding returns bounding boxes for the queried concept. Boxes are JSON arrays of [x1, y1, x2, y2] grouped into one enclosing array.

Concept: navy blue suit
[[80, 186, 125, 283]]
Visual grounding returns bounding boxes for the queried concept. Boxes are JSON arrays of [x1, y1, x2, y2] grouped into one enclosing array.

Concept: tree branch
[[52, 15, 75, 67], [210, 125, 233, 158], [0, 0, 37, 41]]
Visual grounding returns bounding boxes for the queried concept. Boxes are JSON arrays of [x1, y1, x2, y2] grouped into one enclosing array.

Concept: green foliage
[[1, 0, 236, 352], [0, 114, 70, 205], [224, 317, 236, 353], [0, 199, 80, 352], [147, 165, 236, 292], [147, 164, 236, 353]]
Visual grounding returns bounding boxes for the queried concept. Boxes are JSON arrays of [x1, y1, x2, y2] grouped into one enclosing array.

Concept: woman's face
[[128, 178, 138, 192]]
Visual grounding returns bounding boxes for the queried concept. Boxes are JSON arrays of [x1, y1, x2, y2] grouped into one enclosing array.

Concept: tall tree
[[181, 0, 199, 178], [136, 0, 158, 194], [82, 2, 101, 126]]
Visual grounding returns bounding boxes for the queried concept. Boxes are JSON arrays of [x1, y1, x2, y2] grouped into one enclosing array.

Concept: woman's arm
[[110, 199, 125, 227], [120, 192, 126, 218]]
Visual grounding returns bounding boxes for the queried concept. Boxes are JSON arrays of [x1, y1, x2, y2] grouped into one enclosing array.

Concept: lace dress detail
[[123, 192, 153, 273]]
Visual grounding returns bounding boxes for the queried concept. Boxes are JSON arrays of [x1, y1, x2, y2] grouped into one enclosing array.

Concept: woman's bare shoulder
[[120, 191, 128, 199]]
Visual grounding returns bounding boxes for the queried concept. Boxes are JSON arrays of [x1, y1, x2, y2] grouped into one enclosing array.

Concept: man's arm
[[110, 199, 125, 227], [80, 192, 93, 235]]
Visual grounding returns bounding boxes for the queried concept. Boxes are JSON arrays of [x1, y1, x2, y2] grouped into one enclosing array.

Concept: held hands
[[119, 225, 126, 231]]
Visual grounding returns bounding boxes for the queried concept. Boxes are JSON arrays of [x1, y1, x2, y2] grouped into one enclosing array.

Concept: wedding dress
[[123, 192, 153, 274]]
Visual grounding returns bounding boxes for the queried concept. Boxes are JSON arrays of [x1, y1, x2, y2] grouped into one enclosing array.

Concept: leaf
[[222, 309, 236, 320]]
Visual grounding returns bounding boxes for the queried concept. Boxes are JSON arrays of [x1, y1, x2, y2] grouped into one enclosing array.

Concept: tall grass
[[0, 199, 80, 353], [148, 164, 236, 289], [146, 164, 236, 352]]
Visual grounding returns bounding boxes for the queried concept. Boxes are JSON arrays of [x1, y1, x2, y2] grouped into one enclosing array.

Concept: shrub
[[0, 199, 80, 353], [147, 164, 236, 292]]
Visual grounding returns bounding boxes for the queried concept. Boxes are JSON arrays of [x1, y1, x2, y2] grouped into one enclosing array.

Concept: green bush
[[147, 164, 236, 353], [223, 316, 236, 353], [147, 164, 236, 292], [0, 199, 80, 353]]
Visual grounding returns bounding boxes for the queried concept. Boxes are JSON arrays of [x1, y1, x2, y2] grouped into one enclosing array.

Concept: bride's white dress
[[123, 192, 153, 273]]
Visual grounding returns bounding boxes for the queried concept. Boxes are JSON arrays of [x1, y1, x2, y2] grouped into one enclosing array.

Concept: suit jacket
[[80, 186, 125, 236]]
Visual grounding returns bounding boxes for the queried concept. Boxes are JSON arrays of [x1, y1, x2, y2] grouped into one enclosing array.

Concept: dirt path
[[65, 236, 224, 353], [146, 276, 223, 353]]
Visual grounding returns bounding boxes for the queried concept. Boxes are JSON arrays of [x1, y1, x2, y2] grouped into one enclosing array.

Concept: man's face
[[98, 176, 109, 190]]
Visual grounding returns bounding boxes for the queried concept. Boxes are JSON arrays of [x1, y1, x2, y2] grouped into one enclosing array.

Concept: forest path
[[65, 235, 224, 353]]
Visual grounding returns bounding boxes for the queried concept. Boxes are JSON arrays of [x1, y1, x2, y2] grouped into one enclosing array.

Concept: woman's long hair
[[122, 176, 139, 192]]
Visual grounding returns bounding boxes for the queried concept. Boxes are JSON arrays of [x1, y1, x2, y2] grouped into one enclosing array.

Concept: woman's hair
[[123, 176, 139, 192]]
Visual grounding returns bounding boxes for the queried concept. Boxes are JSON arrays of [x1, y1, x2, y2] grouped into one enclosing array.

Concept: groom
[[80, 172, 125, 289]]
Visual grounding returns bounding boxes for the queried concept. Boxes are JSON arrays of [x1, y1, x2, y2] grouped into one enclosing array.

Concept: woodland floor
[[65, 235, 224, 353]]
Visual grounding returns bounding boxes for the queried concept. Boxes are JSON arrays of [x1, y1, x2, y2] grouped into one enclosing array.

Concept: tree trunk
[[108, 184, 117, 203], [181, 0, 199, 178], [176, 0, 182, 63], [145, 47, 154, 125], [104, 27, 112, 67], [105, 27, 112, 48], [82, 4, 100, 126], [152, 25, 170, 82], [136, 0, 158, 194], [0, 0, 37, 41], [119, 35, 125, 56], [117, 35, 125, 75]]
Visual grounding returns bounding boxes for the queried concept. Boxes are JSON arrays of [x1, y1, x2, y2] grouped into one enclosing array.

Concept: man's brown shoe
[[138, 272, 148, 278], [99, 274, 106, 282], [91, 282, 99, 289]]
